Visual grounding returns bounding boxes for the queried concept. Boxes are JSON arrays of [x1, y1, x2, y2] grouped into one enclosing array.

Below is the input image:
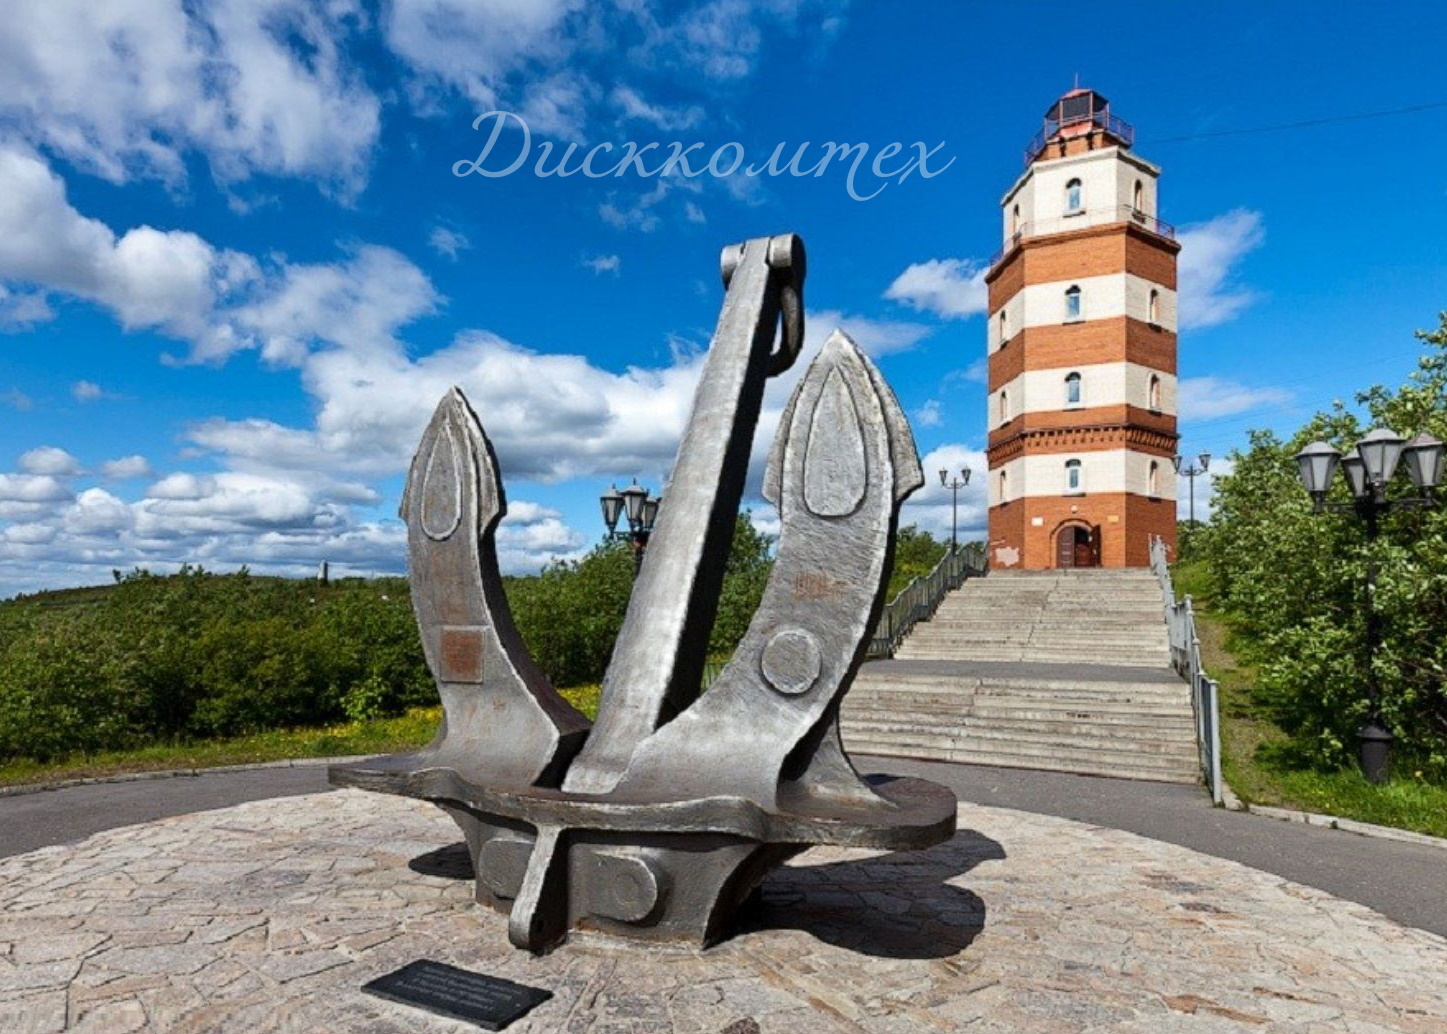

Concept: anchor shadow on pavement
[[405, 826, 1004, 963], [738, 829, 1004, 960], [409, 841, 474, 880]]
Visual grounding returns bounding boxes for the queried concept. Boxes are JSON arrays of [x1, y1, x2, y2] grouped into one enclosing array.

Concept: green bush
[[0, 510, 953, 765], [1198, 314, 1447, 777]]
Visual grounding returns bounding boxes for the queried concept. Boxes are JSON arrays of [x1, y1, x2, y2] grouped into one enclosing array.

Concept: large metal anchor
[[331, 234, 957, 952]]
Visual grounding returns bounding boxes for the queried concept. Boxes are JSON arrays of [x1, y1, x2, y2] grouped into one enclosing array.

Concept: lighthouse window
[[1064, 285, 1082, 320], [999, 470, 1008, 502], [1010, 203, 1021, 235], [999, 389, 1010, 423], [999, 309, 1008, 343], [1149, 460, 1161, 496], [1133, 179, 1145, 214], [1065, 459, 1083, 493], [1148, 288, 1160, 324], [1065, 178, 1082, 214], [1065, 372, 1082, 405], [1148, 374, 1162, 412]]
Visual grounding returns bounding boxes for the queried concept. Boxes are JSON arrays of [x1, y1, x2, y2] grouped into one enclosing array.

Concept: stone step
[[845, 691, 1186, 723], [928, 611, 1164, 622], [927, 618, 1162, 628], [842, 714, 1196, 751], [893, 649, 1169, 665], [904, 633, 1167, 647], [897, 647, 1172, 661], [864, 570, 1193, 784], [839, 731, 1200, 784], [921, 611, 1164, 621], [898, 637, 1169, 650], [850, 675, 1186, 702]]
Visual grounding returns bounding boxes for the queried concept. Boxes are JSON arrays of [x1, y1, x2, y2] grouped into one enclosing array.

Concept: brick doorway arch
[[1054, 522, 1098, 569]]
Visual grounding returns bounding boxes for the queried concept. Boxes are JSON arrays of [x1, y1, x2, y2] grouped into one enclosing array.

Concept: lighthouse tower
[[984, 89, 1179, 569]]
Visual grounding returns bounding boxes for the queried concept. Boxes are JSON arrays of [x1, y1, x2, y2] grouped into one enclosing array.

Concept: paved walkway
[[3, 788, 1446, 1033], [5, 759, 1445, 939]]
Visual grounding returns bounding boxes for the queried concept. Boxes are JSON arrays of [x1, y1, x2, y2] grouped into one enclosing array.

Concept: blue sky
[[1, 0, 1445, 598]]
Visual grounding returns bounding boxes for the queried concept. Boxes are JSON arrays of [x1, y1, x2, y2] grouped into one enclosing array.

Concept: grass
[[1175, 558, 1447, 839], [0, 684, 605, 790]]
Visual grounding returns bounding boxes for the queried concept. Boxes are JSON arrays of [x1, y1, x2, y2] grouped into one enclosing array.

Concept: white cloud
[[100, 455, 153, 481], [1178, 375, 1292, 421], [611, 85, 702, 131], [2, 389, 33, 411], [1, 387, 32, 413], [2, 522, 54, 546], [599, 176, 702, 233], [684, 201, 706, 224], [0, 144, 260, 347], [428, 227, 471, 260], [883, 257, 989, 319], [914, 400, 943, 428], [224, 245, 440, 365], [1177, 456, 1232, 524], [383, 0, 585, 112], [0, 147, 450, 368], [583, 254, 621, 275], [72, 380, 107, 402], [18, 446, 81, 476], [960, 357, 989, 384], [663, 0, 843, 82], [897, 443, 989, 545], [189, 331, 709, 483], [65, 488, 134, 536], [806, 310, 933, 358], [496, 503, 588, 571], [0, 0, 381, 194], [517, 70, 594, 139], [0, 283, 52, 326], [0, 473, 71, 504], [1177, 209, 1265, 330]]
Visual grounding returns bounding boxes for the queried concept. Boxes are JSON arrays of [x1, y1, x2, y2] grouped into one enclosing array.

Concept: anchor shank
[[563, 236, 800, 794]]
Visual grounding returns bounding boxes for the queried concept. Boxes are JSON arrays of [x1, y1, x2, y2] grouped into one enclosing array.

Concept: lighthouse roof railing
[[987, 204, 1175, 270], [1024, 109, 1134, 167]]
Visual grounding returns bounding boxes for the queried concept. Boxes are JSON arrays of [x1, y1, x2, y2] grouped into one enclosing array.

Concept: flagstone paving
[[2, 789, 1445, 1033]]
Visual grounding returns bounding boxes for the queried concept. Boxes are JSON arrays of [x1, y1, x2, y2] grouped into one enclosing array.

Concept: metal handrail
[[696, 542, 986, 690], [1149, 534, 1223, 804], [866, 542, 987, 659], [989, 205, 1176, 269], [1025, 110, 1134, 166]]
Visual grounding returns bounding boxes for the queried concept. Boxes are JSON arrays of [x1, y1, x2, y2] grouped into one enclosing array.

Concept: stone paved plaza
[[2, 789, 1445, 1033]]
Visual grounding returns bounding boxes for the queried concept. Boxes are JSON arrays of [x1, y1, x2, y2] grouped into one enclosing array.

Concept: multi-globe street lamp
[[1174, 452, 1210, 527], [1294, 427, 1445, 784], [939, 466, 972, 552], [600, 479, 661, 578]]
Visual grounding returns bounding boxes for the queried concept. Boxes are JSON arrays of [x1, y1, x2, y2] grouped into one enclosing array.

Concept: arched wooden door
[[1055, 524, 1098, 568]]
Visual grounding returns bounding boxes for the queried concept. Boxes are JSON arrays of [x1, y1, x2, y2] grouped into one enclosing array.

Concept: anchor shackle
[[720, 232, 806, 376]]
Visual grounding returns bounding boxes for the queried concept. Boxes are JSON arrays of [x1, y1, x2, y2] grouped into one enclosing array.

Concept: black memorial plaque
[[363, 959, 551, 1030]]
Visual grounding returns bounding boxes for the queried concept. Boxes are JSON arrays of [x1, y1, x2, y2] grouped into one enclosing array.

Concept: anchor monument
[[331, 233, 958, 952]]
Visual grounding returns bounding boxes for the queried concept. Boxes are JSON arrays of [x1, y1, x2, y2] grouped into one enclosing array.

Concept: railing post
[[1206, 678, 1223, 805]]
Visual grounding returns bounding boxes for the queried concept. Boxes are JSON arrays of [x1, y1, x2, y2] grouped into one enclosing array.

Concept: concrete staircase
[[842, 569, 1199, 784]]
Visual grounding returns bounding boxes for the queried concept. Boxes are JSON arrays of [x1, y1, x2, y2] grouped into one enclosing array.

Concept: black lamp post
[[939, 466, 972, 552], [1294, 428, 1445, 784], [1174, 452, 1210, 526], [601, 479, 662, 578]]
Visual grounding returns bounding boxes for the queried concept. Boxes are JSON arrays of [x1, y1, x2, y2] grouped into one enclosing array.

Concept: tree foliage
[[0, 511, 954, 765], [887, 525, 951, 600], [1198, 315, 1447, 775], [0, 567, 431, 761]]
